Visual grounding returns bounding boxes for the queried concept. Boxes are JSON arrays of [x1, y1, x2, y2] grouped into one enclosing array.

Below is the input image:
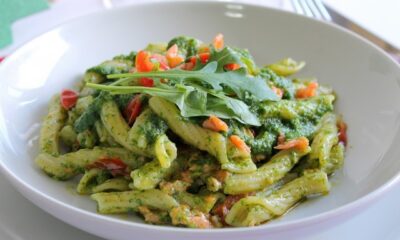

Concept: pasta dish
[[35, 34, 347, 228]]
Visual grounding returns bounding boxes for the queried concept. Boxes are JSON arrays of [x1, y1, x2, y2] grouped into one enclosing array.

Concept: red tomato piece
[[337, 121, 348, 146], [198, 52, 210, 64], [202, 115, 229, 132], [190, 56, 197, 65], [139, 77, 154, 87], [89, 157, 129, 177], [183, 56, 197, 70], [229, 135, 251, 153], [124, 95, 142, 125], [274, 136, 309, 151], [224, 63, 241, 71], [213, 33, 224, 50], [60, 89, 78, 110], [166, 44, 184, 68], [136, 50, 154, 72], [296, 82, 319, 99]]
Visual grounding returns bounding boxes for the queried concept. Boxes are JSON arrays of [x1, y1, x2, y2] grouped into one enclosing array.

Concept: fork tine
[[291, 0, 332, 22], [298, 0, 314, 17], [305, 0, 323, 20], [290, 0, 305, 15], [312, 0, 332, 21]]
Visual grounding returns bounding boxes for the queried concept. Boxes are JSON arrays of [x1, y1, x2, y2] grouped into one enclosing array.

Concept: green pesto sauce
[[140, 113, 169, 144], [250, 130, 276, 155], [113, 94, 135, 110], [236, 95, 332, 156], [74, 92, 112, 133], [258, 68, 295, 99], [87, 52, 136, 76]]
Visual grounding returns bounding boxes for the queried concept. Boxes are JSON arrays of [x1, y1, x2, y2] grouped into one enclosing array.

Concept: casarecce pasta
[[36, 34, 347, 228]]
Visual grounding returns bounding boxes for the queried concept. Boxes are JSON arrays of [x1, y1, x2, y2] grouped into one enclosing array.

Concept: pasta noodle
[[39, 95, 67, 156], [225, 170, 330, 227], [223, 146, 311, 194]]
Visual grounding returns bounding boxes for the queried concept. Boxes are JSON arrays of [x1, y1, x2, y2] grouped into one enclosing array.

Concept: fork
[[290, 0, 400, 62], [290, 0, 332, 21]]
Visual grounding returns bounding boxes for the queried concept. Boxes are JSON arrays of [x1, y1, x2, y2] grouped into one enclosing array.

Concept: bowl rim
[[0, 0, 400, 234]]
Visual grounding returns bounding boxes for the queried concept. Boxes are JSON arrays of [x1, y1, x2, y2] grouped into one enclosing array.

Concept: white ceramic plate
[[0, 1, 399, 240]]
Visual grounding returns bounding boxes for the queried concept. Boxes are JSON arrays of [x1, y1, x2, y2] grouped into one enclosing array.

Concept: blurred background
[[1, 0, 399, 61]]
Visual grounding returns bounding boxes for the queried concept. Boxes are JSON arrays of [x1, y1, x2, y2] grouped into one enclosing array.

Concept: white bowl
[[0, 1, 400, 240]]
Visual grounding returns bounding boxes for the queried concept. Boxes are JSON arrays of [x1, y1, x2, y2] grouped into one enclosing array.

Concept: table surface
[[324, 0, 400, 50], [1, 1, 400, 239]]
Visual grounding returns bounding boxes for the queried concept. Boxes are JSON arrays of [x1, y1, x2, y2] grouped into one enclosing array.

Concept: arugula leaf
[[86, 83, 261, 126], [232, 47, 259, 75], [107, 62, 278, 102], [259, 67, 295, 99], [206, 93, 260, 125], [208, 47, 241, 72], [209, 46, 257, 74]]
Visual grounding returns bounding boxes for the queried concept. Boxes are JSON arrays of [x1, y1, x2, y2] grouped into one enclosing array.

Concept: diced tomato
[[182, 56, 197, 70], [166, 44, 184, 68], [202, 115, 229, 132], [88, 157, 129, 177], [337, 121, 348, 146], [0, 56, 5, 63], [124, 95, 142, 125], [213, 33, 224, 50], [296, 82, 319, 99], [198, 52, 210, 64], [169, 56, 185, 68], [183, 58, 194, 70], [190, 56, 197, 65], [274, 136, 309, 151], [272, 86, 284, 99], [136, 50, 154, 72], [139, 77, 154, 87], [60, 89, 78, 110], [150, 54, 169, 71], [224, 63, 241, 71], [136, 52, 166, 85], [229, 135, 251, 153]]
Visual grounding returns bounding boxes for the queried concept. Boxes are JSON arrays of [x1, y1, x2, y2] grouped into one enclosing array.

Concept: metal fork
[[291, 0, 332, 21], [290, 0, 400, 62]]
